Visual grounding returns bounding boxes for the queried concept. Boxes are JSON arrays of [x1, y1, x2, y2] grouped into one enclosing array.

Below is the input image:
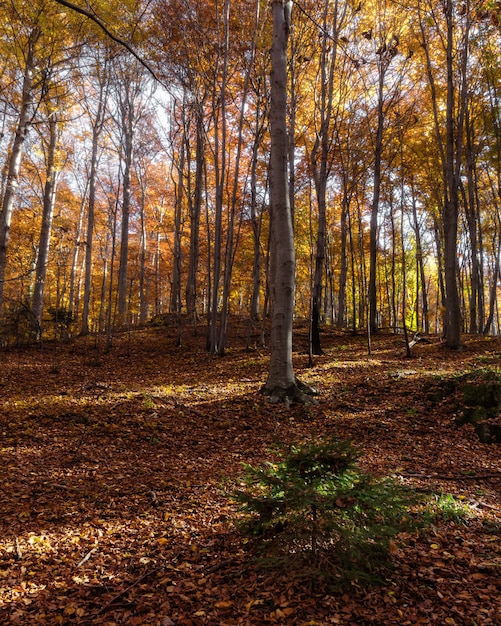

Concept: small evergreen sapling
[[234, 439, 417, 584]]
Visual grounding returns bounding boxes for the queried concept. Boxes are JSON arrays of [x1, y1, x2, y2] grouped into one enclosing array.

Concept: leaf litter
[[0, 323, 500, 624]]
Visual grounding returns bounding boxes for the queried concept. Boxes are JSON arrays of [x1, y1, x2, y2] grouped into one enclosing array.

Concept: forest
[[1, 0, 501, 624], [1, 0, 501, 358]]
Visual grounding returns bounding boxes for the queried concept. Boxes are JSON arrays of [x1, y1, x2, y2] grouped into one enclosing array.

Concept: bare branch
[[51, 0, 163, 84]]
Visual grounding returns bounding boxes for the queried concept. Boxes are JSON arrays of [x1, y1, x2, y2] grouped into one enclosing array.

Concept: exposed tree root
[[261, 377, 319, 405]]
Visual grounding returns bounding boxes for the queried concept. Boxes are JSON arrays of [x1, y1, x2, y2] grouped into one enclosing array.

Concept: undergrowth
[[233, 438, 420, 586]]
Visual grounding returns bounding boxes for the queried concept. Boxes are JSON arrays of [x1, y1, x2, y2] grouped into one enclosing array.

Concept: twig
[[95, 566, 163, 616], [400, 472, 501, 481], [15, 537, 22, 560], [76, 548, 97, 568], [44, 482, 80, 491], [472, 501, 501, 514]]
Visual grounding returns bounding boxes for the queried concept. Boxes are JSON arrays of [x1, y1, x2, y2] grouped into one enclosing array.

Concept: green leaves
[[233, 438, 419, 585]]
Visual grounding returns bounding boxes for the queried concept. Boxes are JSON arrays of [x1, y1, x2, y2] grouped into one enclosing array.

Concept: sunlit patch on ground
[[1, 326, 500, 624]]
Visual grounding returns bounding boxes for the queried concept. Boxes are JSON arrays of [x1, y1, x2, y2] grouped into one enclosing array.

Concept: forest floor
[[1, 320, 500, 625]]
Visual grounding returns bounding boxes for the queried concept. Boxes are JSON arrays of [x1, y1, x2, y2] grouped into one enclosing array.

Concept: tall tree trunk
[[0, 27, 39, 313], [411, 183, 429, 332], [218, 0, 261, 356], [117, 103, 134, 326], [368, 59, 386, 336], [420, 0, 468, 348], [463, 103, 483, 334], [310, 0, 346, 354], [138, 184, 148, 324], [170, 110, 185, 337], [32, 116, 59, 328], [336, 187, 349, 328], [263, 0, 298, 401], [68, 181, 87, 320], [185, 99, 205, 326], [208, 0, 230, 354], [81, 68, 107, 335]]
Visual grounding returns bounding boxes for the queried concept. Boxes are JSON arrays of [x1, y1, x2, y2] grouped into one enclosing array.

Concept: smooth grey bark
[[262, 0, 297, 400], [442, 0, 463, 348], [138, 170, 149, 324], [0, 27, 40, 313], [68, 183, 87, 320]]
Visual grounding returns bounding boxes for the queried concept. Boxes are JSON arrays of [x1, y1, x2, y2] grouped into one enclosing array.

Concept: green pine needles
[[233, 439, 418, 585]]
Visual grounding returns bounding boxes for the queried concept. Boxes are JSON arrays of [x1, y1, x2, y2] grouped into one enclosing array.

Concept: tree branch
[[51, 0, 162, 84]]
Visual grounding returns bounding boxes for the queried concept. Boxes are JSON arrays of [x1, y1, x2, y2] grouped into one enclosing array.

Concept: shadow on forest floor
[[1, 323, 500, 624]]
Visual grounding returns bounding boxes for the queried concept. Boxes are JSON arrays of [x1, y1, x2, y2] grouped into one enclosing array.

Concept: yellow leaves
[[27, 534, 51, 549]]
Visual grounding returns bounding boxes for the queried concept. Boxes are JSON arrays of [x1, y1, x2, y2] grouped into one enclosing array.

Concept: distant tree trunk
[[138, 182, 149, 324], [463, 103, 483, 334], [185, 99, 205, 326], [368, 58, 387, 336], [337, 187, 349, 327], [81, 65, 107, 335], [218, 0, 261, 356], [208, 0, 230, 354], [0, 27, 39, 313], [310, 0, 346, 354], [484, 201, 501, 335], [170, 106, 185, 338], [32, 116, 59, 328], [106, 194, 119, 350], [411, 183, 429, 332], [68, 181, 87, 320], [117, 93, 134, 326], [249, 120, 265, 323], [420, 0, 468, 348]]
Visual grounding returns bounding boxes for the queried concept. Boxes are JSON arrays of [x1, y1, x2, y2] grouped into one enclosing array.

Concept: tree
[[262, 0, 312, 403], [79, 49, 110, 335], [31, 112, 60, 329], [0, 25, 40, 313], [309, 0, 348, 354]]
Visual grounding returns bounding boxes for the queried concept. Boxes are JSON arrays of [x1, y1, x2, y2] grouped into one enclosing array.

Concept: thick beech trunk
[[263, 0, 298, 401]]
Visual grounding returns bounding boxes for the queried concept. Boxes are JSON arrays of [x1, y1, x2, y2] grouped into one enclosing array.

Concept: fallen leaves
[[0, 326, 501, 624]]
